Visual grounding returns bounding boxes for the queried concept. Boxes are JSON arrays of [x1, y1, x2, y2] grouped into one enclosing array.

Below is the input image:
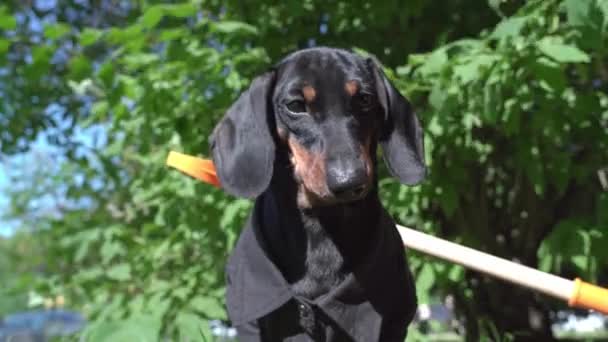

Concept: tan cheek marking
[[288, 138, 329, 206], [302, 85, 316, 103], [361, 135, 374, 180], [345, 80, 359, 96]]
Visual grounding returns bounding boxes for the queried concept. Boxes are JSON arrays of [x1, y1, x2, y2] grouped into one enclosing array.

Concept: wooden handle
[[396, 225, 608, 314], [396, 225, 574, 301], [164, 151, 608, 314]]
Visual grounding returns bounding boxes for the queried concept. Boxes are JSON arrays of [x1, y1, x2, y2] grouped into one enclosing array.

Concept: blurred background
[[0, 0, 607, 341]]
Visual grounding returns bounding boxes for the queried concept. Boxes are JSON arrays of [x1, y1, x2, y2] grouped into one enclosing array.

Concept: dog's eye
[[286, 100, 307, 114], [359, 94, 373, 107]]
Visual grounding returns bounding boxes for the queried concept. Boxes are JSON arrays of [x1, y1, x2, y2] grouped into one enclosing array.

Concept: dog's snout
[[326, 159, 368, 200]]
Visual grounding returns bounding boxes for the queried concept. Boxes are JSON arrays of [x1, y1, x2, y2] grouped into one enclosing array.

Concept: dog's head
[[211, 47, 425, 207]]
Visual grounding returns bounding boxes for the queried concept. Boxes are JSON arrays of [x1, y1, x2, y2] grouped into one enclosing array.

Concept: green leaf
[[417, 49, 447, 76], [44, 23, 70, 39], [165, 3, 198, 18], [149, 279, 171, 293], [74, 267, 104, 281], [415, 264, 435, 304], [189, 296, 227, 319], [80, 28, 103, 46], [129, 295, 145, 314], [482, 82, 500, 123], [145, 293, 172, 319], [211, 21, 258, 35], [32, 45, 51, 61], [0, 11, 16, 30], [538, 248, 553, 273], [98, 60, 115, 87], [448, 265, 464, 282], [562, 0, 593, 27], [141, 5, 165, 29], [453, 55, 499, 84], [487, 0, 504, 17], [107, 25, 143, 44], [91, 101, 109, 119], [100, 241, 125, 264], [74, 240, 92, 263], [159, 28, 188, 41], [107, 263, 132, 281], [601, 1, 608, 29], [428, 83, 447, 110], [220, 199, 251, 228], [85, 315, 160, 342], [490, 17, 526, 39], [537, 38, 590, 63], [532, 57, 566, 93], [152, 240, 170, 260], [571, 255, 588, 270], [122, 53, 159, 70], [117, 74, 141, 99], [69, 55, 93, 81], [172, 286, 190, 300], [0, 38, 9, 54], [177, 312, 211, 342]]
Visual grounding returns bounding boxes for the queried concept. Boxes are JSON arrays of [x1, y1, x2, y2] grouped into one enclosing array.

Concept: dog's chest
[[291, 234, 346, 298], [286, 208, 371, 299]]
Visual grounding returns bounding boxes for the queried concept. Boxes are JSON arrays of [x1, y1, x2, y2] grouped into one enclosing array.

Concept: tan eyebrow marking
[[345, 80, 359, 96], [302, 85, 316, 103]]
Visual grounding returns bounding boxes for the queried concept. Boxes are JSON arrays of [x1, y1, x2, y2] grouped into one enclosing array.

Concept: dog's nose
[[326, 161, 368, 200]]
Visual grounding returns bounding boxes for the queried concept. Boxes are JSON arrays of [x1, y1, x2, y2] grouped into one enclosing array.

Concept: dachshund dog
[[211, 47, 426, 342]]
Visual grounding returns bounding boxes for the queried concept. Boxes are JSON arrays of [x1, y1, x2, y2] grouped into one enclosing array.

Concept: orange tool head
[[166, 151, 221, 187], [569, 278, 608, 315]]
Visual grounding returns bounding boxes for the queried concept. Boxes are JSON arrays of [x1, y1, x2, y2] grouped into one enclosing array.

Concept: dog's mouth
[[298, 180, 370, 208]]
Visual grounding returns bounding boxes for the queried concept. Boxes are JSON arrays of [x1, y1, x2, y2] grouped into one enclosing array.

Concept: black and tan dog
[[210, 47, 426, 342]]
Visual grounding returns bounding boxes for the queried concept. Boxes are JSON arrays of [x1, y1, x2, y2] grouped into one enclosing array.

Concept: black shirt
[[225, 195, 417, 341]]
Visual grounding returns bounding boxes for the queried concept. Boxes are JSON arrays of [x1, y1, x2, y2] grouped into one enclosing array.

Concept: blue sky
[[0, 118, 108, 238], [0, 146, 34, 237], [0, 163, 12, 236], [0, 0, 108, 238]]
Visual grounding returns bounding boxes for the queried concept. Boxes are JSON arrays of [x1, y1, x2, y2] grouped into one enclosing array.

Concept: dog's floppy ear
[[369, 58, 426, 185], [210, 72, 276, 198]]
